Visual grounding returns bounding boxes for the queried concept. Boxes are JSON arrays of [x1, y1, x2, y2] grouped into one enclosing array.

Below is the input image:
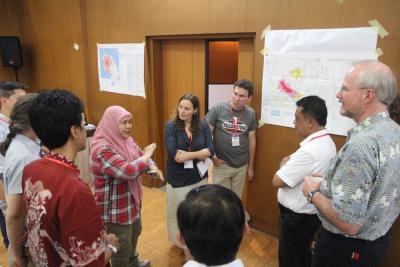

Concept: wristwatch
[[306, 189, 320, 203], [107, 243, 118, 255]]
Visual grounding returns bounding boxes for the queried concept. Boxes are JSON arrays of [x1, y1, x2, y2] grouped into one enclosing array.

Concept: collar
[[0, 113, 11, 124], [227, 101, 245, 112], [184, 259, 244, 267], [44, 152, 80, 174], [15, 134, 41, 153], [347, 112, 389, 140], [300, 129, 329, 147]]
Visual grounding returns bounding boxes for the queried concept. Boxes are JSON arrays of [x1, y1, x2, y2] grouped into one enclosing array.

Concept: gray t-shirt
[[4, 134, 41, 195], [205, 102, 257, 167]]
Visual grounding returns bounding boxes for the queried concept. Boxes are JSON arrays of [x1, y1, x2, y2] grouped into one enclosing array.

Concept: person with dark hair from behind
[[272, 95, 336, 267], [0, 81, 26, 251], [177, 184, 247, 267], [22, 89, 118, 266], [1, 94, 39, 267]]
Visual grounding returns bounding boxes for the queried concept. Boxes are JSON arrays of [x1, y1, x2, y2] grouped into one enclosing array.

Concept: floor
[[0, 186, 279, 267]]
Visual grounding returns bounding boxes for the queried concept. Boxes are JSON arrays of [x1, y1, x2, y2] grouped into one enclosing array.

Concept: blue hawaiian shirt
[[320, 112, 400, 240]]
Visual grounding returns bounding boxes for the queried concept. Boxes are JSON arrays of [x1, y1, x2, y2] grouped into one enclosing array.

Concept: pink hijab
[[92, 105, 143, 208]]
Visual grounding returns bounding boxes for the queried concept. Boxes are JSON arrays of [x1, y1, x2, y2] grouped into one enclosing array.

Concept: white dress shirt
[[183, 259, 244, 267], [276, 129, 336, 214]]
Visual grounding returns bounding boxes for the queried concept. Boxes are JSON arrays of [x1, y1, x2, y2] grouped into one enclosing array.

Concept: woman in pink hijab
[[90, 106, 163, 267]]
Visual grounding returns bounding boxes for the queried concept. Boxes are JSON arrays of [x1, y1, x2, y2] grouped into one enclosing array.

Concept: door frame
[[144, 33, 255, 188]]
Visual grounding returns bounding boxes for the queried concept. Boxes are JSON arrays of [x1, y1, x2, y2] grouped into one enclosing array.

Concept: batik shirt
[[22, 153, 106, 266], [319, 112, 400, 240]]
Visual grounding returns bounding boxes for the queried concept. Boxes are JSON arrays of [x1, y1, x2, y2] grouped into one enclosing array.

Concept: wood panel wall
[[1, 2, 400, 265], [21, 0, 89, 108], [0, 0, 30, 85]]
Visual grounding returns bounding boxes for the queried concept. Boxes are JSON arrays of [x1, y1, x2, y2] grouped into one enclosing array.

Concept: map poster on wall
[[97, 43, 145, 97], [261, 27, 378, 136]]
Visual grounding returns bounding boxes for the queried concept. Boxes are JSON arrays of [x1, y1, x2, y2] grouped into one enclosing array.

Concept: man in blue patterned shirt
[[302, 60, 400, 267]]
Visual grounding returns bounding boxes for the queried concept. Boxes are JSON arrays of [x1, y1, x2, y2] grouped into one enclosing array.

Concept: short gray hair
[[355, 60, 398, 105]]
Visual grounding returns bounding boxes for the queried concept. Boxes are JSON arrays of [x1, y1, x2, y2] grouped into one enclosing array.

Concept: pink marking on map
[[278, 79, 301, 99], [102, 55, 113, 73]]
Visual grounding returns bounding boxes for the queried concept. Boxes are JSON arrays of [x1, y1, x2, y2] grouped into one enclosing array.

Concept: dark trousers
[[0, 209, 8, 248], [105, 217, 142, 267], [278, 203, 321, 267], [312, 228, 390, 267]]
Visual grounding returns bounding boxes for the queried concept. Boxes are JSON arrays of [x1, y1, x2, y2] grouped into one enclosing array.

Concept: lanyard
[[185, 127, 193, 152], [187, 135, 192, 152], [229, 107, 243, 135], [310, 133, 329, 142]]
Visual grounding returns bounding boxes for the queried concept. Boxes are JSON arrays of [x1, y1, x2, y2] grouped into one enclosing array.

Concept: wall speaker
[[0, 36, 23, 68]]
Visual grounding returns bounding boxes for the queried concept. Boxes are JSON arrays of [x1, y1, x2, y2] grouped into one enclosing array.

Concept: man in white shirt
[[0, 81, 26, 249], [177, 184, 247, 267], [272, 95, 336, 267]]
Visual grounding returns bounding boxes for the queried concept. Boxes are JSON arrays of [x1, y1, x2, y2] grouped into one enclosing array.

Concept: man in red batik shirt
[[20, 89, 118, 267]]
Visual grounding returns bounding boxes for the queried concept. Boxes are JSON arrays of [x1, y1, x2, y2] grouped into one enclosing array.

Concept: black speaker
[[0, 36, 23, 68]]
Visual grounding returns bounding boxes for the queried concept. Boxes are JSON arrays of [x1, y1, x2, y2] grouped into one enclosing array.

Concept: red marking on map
[[102, 55, 113, 73], [278, 79, 301, 99]]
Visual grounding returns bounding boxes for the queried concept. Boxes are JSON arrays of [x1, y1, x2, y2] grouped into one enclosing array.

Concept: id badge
[[232, 136, 240, 146], [184, 160, 194, 169]]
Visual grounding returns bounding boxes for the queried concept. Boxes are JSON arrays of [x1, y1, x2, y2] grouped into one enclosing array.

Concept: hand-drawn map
[[261, 28, 378, 136]]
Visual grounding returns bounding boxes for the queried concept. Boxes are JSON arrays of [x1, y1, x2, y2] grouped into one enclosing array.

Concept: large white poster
[[97, 43, 145, 97], [261, 27, 378, 136]]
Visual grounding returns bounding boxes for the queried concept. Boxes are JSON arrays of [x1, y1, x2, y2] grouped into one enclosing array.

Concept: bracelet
[[107, 243, 117, 254]]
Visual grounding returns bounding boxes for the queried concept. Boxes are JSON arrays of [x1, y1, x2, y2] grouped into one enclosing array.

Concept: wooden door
[[158, 39, 206, 173], [161, 39, 206, 121], [237, 38, 255, 212], [237, 38, 254, 83]]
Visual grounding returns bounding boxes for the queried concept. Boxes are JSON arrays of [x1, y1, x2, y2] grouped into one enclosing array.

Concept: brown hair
[[0, 94, 37, 156], [173, 93, 201, 134]]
